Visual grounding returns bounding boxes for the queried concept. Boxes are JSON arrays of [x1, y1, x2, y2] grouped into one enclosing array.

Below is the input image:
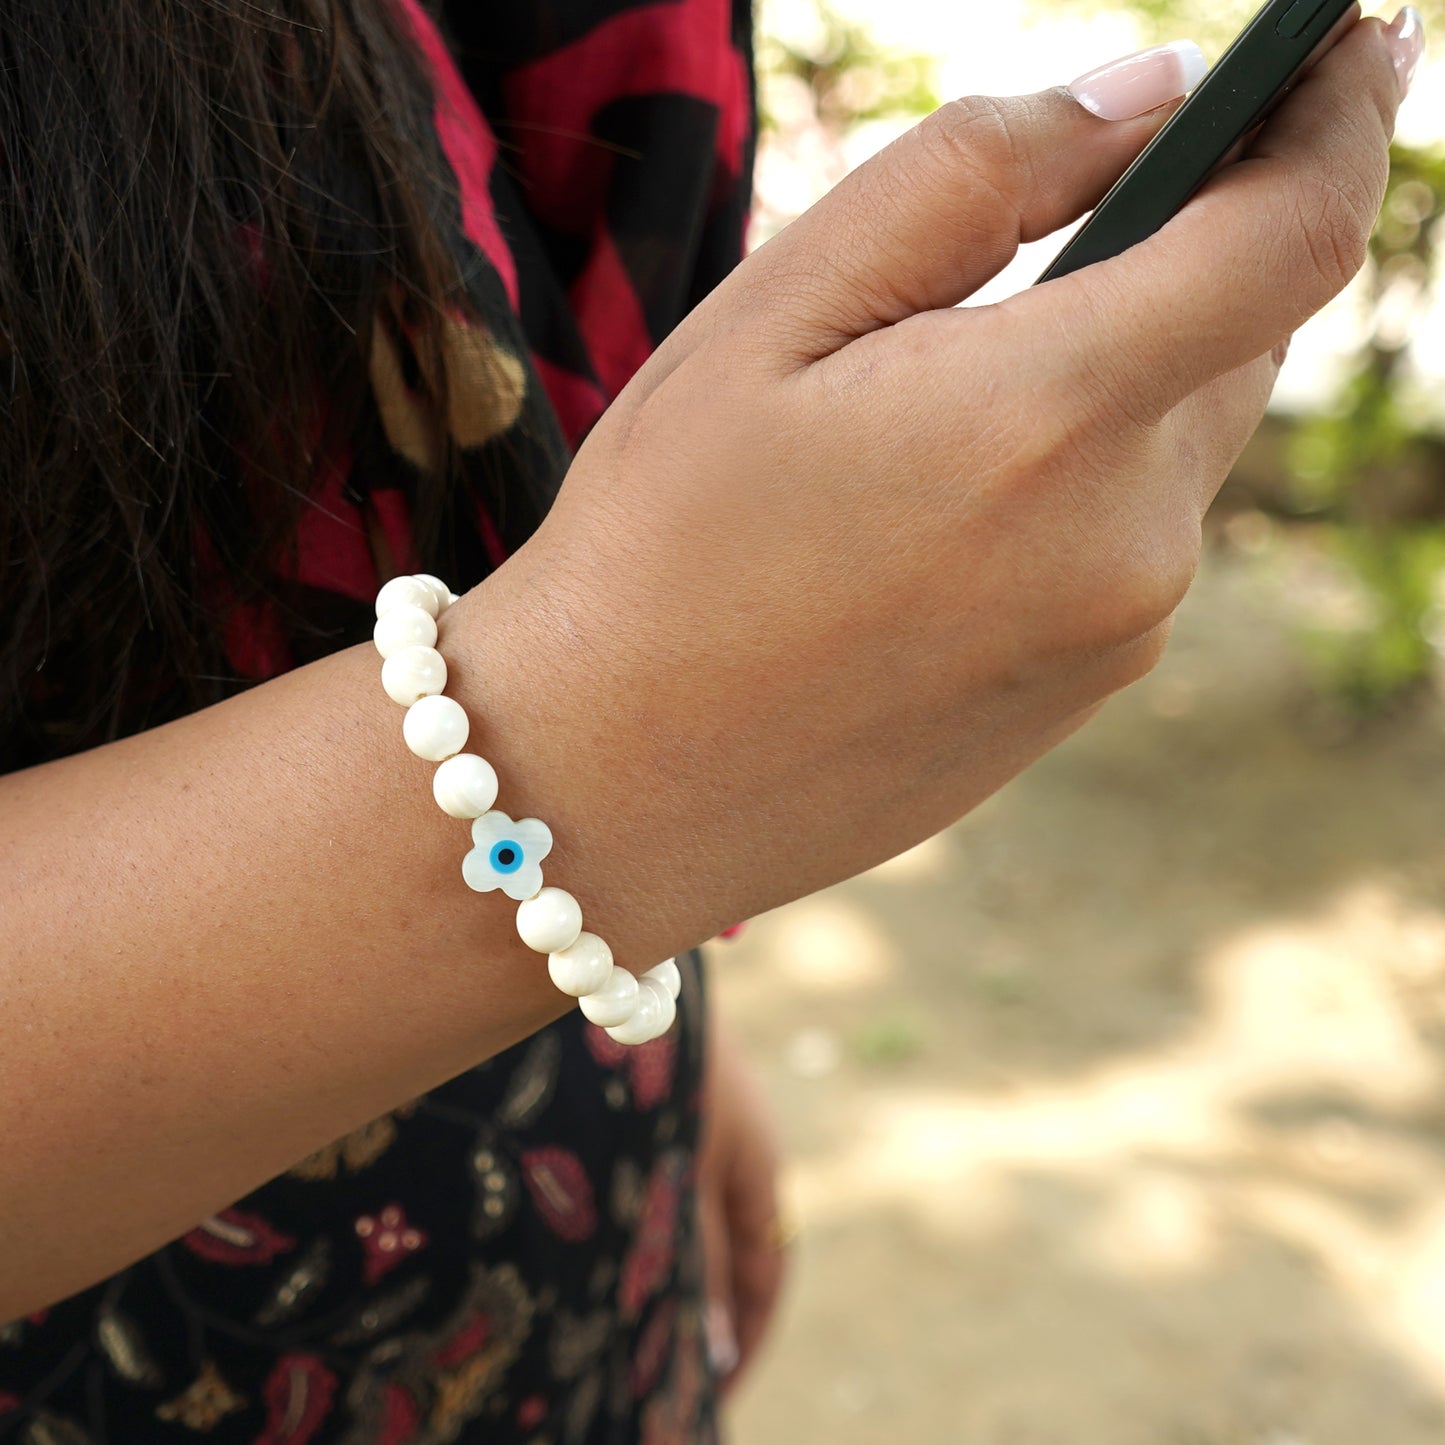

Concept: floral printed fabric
[[0, 0, 755, 1438], [0, 960, 717, 1444]]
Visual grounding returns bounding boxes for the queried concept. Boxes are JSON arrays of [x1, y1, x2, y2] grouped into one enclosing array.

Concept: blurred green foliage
[[755, 2, 939, 134], [1286, 144, 1445, 710], [852, 1008, 927, 1065], [1298, 524, 1445, 709]]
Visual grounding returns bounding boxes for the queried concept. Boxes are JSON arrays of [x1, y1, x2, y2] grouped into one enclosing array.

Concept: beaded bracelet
[[373, 573, 680, 1046]]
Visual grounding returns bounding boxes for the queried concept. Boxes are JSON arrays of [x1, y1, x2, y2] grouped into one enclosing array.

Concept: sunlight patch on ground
[[1077, 1168, 1221, 1279], [773, 878, 1445, 1384], [761, 895, 901, 993]]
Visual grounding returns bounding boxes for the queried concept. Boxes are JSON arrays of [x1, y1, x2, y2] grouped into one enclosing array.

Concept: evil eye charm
[[463, 811, 554, 902]]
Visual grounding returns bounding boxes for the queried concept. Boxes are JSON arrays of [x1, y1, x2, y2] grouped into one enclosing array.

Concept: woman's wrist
[[441, 536, 739, 975], [371, 569, 681, 1043]]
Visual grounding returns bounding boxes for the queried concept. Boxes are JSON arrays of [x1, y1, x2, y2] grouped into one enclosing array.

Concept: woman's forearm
[[0, 576, 590, 1318]]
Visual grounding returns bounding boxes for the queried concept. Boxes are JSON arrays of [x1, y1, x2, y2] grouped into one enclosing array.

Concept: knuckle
[[1065, 524, 1201, 656], [1101, 618, 1177, 689], [1006, 446, 1200, 662], [921, 95, 1014, 167], [1292, 171, 1375, 300], [913, 95, 1029, 214]]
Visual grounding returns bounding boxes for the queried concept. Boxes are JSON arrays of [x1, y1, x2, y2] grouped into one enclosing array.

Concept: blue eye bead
[[464, 810, 555, 901]]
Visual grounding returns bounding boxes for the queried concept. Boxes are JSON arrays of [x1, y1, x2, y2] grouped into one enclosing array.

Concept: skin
[[0, 12, 1403, 1319], [697, 1008, 787, 1395]]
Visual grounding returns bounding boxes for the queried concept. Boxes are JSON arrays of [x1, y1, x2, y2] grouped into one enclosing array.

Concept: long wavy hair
[[0, 0, 466, 772]]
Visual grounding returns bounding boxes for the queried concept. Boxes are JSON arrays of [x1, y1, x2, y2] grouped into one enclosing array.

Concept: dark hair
[[0, 0, 465, 772]]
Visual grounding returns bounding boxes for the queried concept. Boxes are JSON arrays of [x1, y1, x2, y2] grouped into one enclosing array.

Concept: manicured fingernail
[[1068, 40, 1208, 121], [1387, 7, 1426, 98], [705, 1300, 740, 1376]]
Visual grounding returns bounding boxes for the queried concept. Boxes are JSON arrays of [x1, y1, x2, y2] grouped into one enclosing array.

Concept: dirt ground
[[712, 525, 1445, 1445]]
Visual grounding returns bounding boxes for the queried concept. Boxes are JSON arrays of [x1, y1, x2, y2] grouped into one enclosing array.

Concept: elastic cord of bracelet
[[373, 573, 680, 1046]]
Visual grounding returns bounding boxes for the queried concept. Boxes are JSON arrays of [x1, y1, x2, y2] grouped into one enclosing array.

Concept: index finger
[[997, 13, 1403, 425]]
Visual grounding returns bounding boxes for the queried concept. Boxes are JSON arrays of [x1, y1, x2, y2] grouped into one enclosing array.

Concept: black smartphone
[[1038, 0, 1359, 283]]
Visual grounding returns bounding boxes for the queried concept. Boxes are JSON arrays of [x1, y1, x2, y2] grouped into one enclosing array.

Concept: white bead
[[578, 966, 640, 1027], [403, 694, 469, 761], [374, 604, 438, 659], [516, 887, 583, 954], [413, 574, 452, 614], [643, 958, 681, 1001], [641, 975, 678, 1033], [548, 932, 613, 997], [432, 754, 499, 819], [381, 645, 448, 706], [376, 576, 439, 619], [605, 977, 673, 1045], [448, 592, 461, 607]]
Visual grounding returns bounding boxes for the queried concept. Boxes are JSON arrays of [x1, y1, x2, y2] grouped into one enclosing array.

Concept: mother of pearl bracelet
[[372, 573, 680, 1046]]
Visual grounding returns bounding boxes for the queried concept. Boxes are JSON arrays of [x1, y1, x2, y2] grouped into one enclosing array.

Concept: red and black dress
[[0, 0, 756, 1440]]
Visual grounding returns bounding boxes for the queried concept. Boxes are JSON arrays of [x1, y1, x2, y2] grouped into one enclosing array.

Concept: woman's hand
[[697, 1009, 788, 1396], [451, 12, 1407, 971]]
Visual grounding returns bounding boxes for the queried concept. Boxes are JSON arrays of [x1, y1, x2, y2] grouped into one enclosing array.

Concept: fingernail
[[1387, 7, 1426, 98], [705, 1300, 740, 1376], [1068, 40, 1209, 121]]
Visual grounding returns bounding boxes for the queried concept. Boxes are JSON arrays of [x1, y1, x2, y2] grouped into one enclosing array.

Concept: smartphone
[[1037, 0, 1359, 283]]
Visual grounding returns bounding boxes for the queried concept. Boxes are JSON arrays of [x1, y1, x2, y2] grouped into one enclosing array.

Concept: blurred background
[[714, 3, 1445, 1441]]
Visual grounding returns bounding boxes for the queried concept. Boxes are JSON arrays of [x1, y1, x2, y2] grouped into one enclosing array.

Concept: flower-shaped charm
[[463, 811, 554, 901]]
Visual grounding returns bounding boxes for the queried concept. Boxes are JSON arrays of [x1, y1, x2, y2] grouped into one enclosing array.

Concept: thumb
[[742, 41, 1207, 361]]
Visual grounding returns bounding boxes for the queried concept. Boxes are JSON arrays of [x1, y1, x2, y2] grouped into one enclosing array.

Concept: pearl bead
[[516, 887, 583, 954], [403, 694, 469, 762], [578, 966, 640, 1027], [447, 592, 461, 607], [641, 975, 678, 1033], [376, 576, 439, 619], [432, 754, 498, 819], [374, 604, 438, 659], [412, 574, 452, 614], [548, 932, 613, 997], [381, 645, 447, 706], [605, 977, 672, 1045], [644, 959, 681, 1000]]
